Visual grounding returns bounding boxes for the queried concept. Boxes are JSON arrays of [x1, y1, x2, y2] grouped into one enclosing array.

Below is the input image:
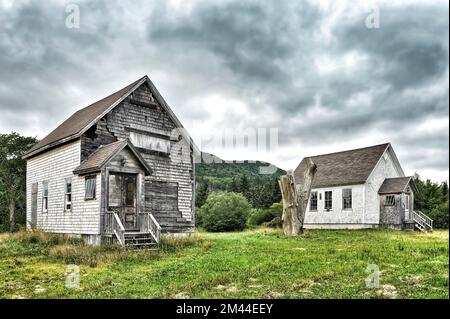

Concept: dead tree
[[279, 158, 316, 235]]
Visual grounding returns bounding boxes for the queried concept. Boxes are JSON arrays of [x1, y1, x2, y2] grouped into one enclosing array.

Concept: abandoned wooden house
[[23, 75, 198, 246], [294, 143, 433, 231]]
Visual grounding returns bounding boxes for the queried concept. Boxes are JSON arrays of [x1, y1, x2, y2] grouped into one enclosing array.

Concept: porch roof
[[378, 176, 416, 194], [73, 139, 152, 176]]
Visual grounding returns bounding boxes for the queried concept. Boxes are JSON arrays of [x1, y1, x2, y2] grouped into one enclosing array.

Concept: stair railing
[[112, 212, 126, 245], [412, 210, 433, 231], [139, 212, 161, 244]]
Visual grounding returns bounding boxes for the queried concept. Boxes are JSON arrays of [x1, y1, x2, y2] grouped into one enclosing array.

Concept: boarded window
[[129, 131, 170, 153], [324, 191, 332, 210], [85, 176, 96, 200], [65, 179, 72, 211], [342, 189, 352, 210], [146, 180, 178, 212], [385, 195, 395, 206], [310, 191, 318, 211], [42, 182, 49, 212]]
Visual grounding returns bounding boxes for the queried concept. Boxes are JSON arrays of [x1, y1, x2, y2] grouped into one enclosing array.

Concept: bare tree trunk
[[9, 198, 15, 232], [279, 158, 316, 236]]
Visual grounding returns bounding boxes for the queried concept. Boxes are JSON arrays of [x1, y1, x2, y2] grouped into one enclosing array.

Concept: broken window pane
[[85, 176, 96, 200]]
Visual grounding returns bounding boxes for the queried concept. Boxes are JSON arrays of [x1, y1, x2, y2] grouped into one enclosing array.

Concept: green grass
[[0, 228, 448, 299]]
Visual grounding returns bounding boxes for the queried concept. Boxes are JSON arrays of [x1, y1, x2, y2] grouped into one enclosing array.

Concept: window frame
[[324, 191, 333, 211], [342, 188, 352, 210], [42, 181, 49, 213], [84, 175, 97, 200], [385, 195, 396, 206], [65, 178, 72, 211], [309, 191, 318, 211]]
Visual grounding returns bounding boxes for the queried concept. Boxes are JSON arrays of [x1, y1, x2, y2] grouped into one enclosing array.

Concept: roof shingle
[[73, 140, 152, 175], [378, 176, 414, 194], [24, 77, 144, 158], [294, 143, 390, 188]]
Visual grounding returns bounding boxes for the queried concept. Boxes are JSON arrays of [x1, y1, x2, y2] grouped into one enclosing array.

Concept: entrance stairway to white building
[[412, 210, 433, 232]]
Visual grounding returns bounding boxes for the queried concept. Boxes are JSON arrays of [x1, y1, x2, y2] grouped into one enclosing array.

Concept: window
[[324, 191, 332, 210], [125, 176, 136, 206], [65, 179, 72, 211], [405, 195, 410, 210], [310, 191, 318, 211], [342, 189, 352, 210], [42, 182, 49, 212], [85, 176, 96, 200], [385, 195, 395, 206]]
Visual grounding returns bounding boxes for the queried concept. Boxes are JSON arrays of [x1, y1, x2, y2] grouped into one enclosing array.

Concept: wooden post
[[279, 158, 316, 236]]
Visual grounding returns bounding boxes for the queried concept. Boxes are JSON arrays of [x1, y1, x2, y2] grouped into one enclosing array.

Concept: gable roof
[[73, 139, 152, 176], [294, 143, 391, 188], [378, 176, 416, 194], [24, 75, 199, 159]]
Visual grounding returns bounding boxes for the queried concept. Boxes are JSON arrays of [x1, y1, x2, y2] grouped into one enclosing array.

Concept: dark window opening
[[65, 179, 72, 211], [325, 191, 332, 210], [42, 182, 49, 212], [310, 191, 318, 211], [342, 189, 352, 210], [385, 195, 395, 206]]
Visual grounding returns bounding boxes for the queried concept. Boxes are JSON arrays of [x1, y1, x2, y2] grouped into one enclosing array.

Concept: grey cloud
[[0, 0, 447, 181]]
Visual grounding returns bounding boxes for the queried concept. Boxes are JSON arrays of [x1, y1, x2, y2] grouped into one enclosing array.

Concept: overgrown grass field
[[0, 229, 448, 299]]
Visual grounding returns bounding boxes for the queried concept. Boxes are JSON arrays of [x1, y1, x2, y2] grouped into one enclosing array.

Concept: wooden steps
[[152, 210, 194, 233], [124, 231, 157, 248], [412, 210, 433, 232]]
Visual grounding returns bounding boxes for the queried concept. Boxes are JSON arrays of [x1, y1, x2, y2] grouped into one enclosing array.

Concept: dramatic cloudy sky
[[0, 0, 448, 182]]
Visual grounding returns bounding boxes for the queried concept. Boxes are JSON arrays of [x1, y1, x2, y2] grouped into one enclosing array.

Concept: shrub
[[200, 192, 251, 232], [428, 201, 449, 229], [263, 216, 282, 228], [247, 202, 282, 226]]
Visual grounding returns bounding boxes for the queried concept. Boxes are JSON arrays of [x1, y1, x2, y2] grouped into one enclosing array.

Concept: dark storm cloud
[[0, 0, 448, 180]]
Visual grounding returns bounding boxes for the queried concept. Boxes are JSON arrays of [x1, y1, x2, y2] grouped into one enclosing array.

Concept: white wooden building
[[294, 143, 433, 231], [24, 76, 199, 246]]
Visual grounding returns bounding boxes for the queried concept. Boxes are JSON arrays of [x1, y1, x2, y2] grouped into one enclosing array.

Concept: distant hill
[[196, 152, 286, 181]]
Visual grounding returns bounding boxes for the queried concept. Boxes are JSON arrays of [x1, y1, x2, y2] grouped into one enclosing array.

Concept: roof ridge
[[304, 143, 390, 159]]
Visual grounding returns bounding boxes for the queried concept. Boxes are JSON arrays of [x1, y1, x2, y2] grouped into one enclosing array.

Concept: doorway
[[108, 173, 138, 230]]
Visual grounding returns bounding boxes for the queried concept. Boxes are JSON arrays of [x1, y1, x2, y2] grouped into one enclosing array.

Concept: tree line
[[0, 132, 448, 231]]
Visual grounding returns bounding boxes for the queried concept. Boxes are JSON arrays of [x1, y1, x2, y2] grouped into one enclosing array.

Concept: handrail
[[412, 210, 433, 231], [138, 212, 161, 244], [113, 212, 126, 245], [149, 213, 162, 244]]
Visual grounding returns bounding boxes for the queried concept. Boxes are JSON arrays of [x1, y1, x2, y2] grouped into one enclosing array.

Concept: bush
[[200, 192, 251, 232], [428, 201, 449, 229], [263, 216, 282, 228], [247, 202, 282, 226]]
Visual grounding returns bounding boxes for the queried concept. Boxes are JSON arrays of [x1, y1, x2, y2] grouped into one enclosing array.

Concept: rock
[[173, 292, 190, 299], [34, 285, 46, 294]]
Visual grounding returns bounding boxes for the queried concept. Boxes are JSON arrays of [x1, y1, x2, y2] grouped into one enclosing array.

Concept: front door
[[108, 173, 137, 230]]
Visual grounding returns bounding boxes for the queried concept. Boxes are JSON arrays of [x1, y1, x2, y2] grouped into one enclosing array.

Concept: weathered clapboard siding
[[25, 76, 195, 241], [26, 140, 101, 235], [364, 147, 404, 225], [80, 83, 194, 231]]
